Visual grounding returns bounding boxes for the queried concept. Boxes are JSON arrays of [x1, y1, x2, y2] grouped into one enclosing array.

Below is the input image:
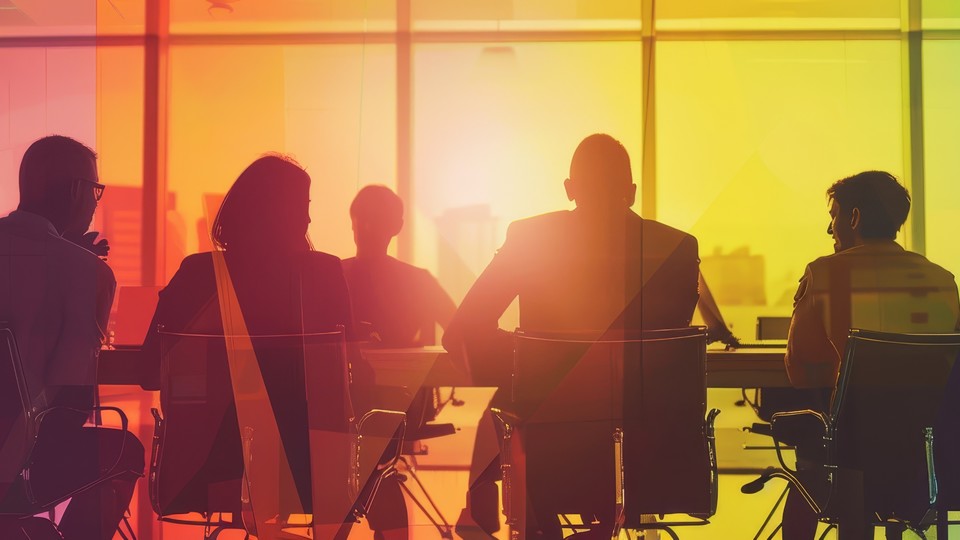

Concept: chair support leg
[[752, 483, 789, 540], [397, 472, 453, 539]]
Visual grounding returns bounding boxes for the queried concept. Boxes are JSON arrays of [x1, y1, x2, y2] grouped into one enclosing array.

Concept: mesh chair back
[[830, 329, 960, 523], [511, 327, 712, 530], [152, 328, 349, 519], [620, 327, 712, 519], [0, 324, 34, 500], [936, 352, 960, 510]]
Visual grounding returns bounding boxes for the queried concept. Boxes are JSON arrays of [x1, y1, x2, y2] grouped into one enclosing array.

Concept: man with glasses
[[63, 166, 110, 259], [0, 136, 143, 539]]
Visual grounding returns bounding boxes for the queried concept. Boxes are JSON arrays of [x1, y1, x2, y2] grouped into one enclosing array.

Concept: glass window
[[412, 0, 642, 31], [0, 0, 98, 37], [413, 41, 644, 306], [0, 47, 97, 214], [924, 0, 960, 30], [657, 40, 903, 336], [169, 0, 396, 35], [168, 43, 396, 270], [656, 0, 900, 31], [923, 40, 960, 278]]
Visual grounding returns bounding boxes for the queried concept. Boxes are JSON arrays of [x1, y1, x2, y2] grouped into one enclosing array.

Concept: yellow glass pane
[[413, 41, 644, 304], [923, 41, 960, 279], [658, 40, 903, 335]]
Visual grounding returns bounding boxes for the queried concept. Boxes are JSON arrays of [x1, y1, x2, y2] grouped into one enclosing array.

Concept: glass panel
[[412, 0, 643, 32], [657, 40, 903, 336], [96, 0, 146, 36], [0, 0, 96, 37], [924, 0, 960, 30], [169, 0, 396, 35], [923, 41, 960, 278], [93, 46, 145, 287], [656, 0, 901, 31], [0, 46, 97, 213], [167, 44, 396, 272], [413, 41, 644, 308]]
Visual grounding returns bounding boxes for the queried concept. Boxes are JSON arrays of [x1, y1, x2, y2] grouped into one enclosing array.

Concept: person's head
[[18, 135, 102, 235], [349, 185, 403, 256], [212, 154, 312, 252], [564, 134, 637, 213], [826, 170, 910, 252]]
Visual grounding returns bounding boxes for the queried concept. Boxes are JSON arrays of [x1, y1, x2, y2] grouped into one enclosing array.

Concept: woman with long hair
[[142, 154, 357, 536]]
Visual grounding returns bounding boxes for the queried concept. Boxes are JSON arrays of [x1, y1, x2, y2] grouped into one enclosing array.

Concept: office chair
[[151, 326, 405, 539], [357, 381, 458, 538], [499, 326, 720, 540], [0, 323, 139, 540], [742, 329, 960, 539], [396, 386, 458, 539], [935, 350, 960, 538]]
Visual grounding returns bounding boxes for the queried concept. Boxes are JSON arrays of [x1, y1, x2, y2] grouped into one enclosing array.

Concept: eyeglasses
[[77, 178, 106, 201]]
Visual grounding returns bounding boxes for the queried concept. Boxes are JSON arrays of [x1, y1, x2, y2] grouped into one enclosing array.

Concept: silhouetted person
[[343, 185, 456, 347], [443, 134, 700, 539], [0, 135, 144, 539], [341, 185, 456, 539], [782, 171, 960, 540], [141, 155, 360, 536]]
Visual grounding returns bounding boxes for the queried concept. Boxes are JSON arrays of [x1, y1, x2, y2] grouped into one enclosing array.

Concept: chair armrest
[[769, 409, 829, 474], [353, 409, 406, 519], [148, 408, 163, 516], [705, 408, 721, 517], [356, 409, 407, 471], [25, 405, 136, 508]]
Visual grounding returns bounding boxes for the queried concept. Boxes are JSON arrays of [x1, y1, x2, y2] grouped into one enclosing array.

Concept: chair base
[[396, 457, 454, 539]]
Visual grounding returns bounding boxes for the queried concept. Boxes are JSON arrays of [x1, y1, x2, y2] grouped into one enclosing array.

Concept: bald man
[[444, 134, 700, 539]]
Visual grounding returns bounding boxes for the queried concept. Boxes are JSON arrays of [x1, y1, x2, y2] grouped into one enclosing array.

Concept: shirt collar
[[6, 210, 61, 237]]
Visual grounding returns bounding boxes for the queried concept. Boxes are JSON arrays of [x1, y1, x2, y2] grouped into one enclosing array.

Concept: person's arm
[[785, 265, 840, 388], [425, 271, 457, 342], [681, 234, 701, 326], [45, 255, 115, 424], [140, 255, 212, 390], [442, 222, 523, 353], [698, 271, 738, 346]]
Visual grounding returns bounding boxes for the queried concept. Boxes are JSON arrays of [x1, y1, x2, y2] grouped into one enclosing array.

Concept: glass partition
[[657, 40, 903, 336]]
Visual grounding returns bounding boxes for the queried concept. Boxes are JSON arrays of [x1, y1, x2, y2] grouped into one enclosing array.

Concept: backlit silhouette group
[[0, 133, 957, 540]]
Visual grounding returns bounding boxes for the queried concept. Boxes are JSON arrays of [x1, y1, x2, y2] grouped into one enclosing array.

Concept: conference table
[[98, 345, 790, 389]]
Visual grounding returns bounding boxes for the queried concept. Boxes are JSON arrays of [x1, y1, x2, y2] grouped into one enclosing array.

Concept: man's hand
[[76, 231, 110, 259]]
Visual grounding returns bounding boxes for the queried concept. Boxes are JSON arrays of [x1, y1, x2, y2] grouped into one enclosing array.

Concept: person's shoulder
[[175, 251, 216, 273], [507, 210, 572, 236], [641, 217, 696, 243], [903, 250, 957, 283], [301, 250, 344, 273], [57, 235, 113, 269]]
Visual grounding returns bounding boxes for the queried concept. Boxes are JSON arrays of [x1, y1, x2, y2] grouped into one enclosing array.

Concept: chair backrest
[[829, 329, 960, 523], [0, 323, 35, 500], [936, 351, 960, 509], [152, 327, 350, 521], [512, 327, 712, 520]]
